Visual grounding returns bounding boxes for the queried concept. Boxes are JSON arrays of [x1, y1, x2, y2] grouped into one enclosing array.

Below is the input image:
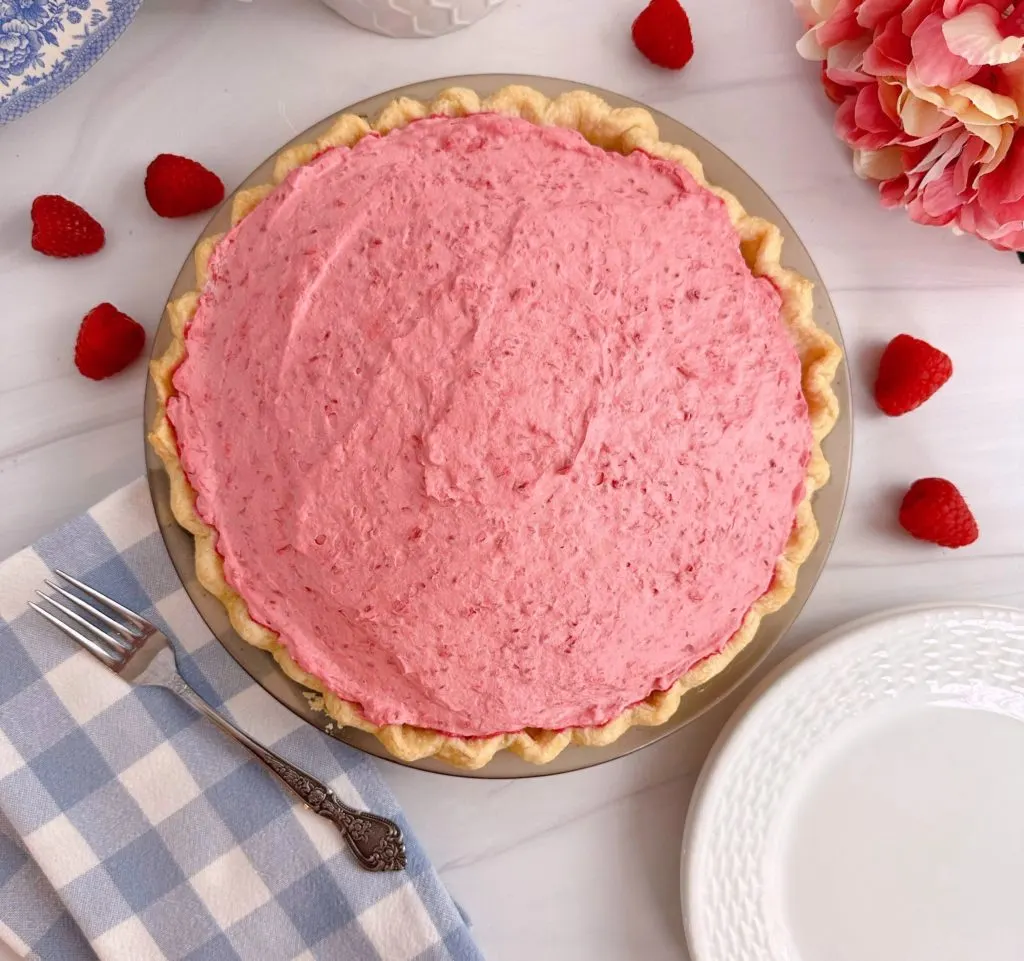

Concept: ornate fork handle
[[169, 676, 406, 871]]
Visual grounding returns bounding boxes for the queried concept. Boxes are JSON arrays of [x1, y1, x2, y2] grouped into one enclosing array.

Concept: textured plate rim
[[681, 602, 1024, 960], [143, 73, 853, 779]]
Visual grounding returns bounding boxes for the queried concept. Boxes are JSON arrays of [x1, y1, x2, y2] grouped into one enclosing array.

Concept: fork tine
[[34, 591, 133, 656], [43, 579, 141, 643], [54, 569, 152, 631], [30, 601, 123, 670]]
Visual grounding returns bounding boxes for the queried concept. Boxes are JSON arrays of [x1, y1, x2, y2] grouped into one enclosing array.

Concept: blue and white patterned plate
[[0, 0, 143, 125]]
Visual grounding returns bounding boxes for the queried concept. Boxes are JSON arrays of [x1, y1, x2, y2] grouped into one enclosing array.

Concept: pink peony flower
[[793, 0, 1024, 249]]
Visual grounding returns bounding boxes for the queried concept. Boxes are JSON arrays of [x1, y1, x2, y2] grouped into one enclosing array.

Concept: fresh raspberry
[[874, 333, 952, 416], [30, 195, 105, 258], [74, 303, 146, 380], [899, 478, 978, 548], [632, 0, 694, 70], [144, 153, 225, 218]]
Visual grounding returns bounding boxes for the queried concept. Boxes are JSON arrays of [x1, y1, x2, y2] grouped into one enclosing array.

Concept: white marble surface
[[2, 1, 1024, 959]]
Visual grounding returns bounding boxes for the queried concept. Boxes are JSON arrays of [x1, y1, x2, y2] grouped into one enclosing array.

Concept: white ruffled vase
[[319, 0, 506, 38]]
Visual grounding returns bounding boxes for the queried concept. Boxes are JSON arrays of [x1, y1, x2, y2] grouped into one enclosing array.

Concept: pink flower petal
[[838, 88, 904, 147], [835, 95, 879, 147], [792, 0, 822, 26], [902, 0, 940, 36], [919, 163, 972, 217], [857, 0, 911, 30], [920, 131, 972, 187], [901, 144, 933, 171], [879, 77, 906, 122], [941, 0, 1003, 15], [992, 232, 1024, 250], [863, 14, 914, 76], [822, 62, 852, 103], [906, 192, 959, 225], [899, 84, 960, 139], [998, 58, 1024, 113], [826, 36, 873, 84], [943, 5, 1024, 66], [958, 202, 1006, 242], [911, 13, 979, 87], [793, 0, 842, 27], [979, 133, 1024, 208], [853, 145, 906, 179], [994, 227, 1024, 250], [797, 25, 828, 60], [989, 195, 1024, 222], [906, 129, 961, 173], [974, 122, 1014, 178], [817, 0, 867, 48], [948, 80, 1019, 122], [952, 134, 986, 192], [879, 173, 912, 206], [855, 81, 899, 132], [961, 193, 1024, 245]]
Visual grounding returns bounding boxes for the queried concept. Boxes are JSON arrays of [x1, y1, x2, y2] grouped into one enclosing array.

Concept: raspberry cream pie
[[149, 86, 841, 769]]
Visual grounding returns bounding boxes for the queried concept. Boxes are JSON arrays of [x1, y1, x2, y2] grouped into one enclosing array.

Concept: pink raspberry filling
[[168, 114, 811, 737]]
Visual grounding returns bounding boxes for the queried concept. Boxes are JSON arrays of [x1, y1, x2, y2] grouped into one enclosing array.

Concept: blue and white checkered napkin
[[0, 480, 484, 961]]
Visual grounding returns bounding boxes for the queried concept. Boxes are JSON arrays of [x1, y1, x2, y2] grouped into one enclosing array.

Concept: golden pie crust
[[149, 85, 842, 769]]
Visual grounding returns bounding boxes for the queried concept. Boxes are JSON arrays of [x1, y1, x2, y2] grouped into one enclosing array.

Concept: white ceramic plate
[[683, 605, 1024, 961]]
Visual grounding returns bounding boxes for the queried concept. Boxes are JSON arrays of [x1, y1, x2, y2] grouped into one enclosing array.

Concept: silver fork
[[30, 570, 406, 873]]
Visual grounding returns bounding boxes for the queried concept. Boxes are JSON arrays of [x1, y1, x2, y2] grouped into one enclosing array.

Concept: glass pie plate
[[143, 74, 852, 779]]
